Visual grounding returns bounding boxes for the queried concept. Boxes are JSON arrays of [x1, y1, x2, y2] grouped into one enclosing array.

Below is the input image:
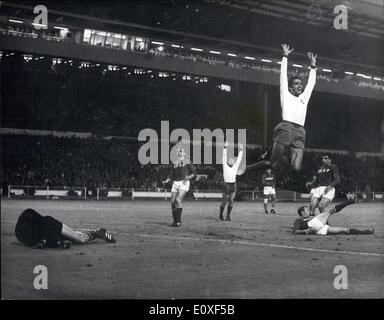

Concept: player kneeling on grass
[[293, 200, 374, 235], [15, 208, 116, 249]]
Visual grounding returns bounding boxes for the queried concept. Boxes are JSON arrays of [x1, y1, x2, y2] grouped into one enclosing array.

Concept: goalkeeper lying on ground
[[293, 200, 374, 235], [15, 208, 116, 248]]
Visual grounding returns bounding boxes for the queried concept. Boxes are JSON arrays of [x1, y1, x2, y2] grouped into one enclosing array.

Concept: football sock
[[348, 228, 374, 235], [227, 205, 233, 218], [219, 205, 225, 220], [176, 207, 183, 223], [171, 203, 177, 221], [263, 199, 268, 211], [334, 199, 355, 213], [246, 160, 270, 171], [84, 230, 98, 241]]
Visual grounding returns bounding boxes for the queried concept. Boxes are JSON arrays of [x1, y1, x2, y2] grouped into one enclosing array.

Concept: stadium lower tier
[[1, 134, 383, 195]]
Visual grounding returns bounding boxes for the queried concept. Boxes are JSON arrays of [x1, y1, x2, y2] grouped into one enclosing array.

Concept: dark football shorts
[[223, 182, 237, 194], [272, 121, 306, 150], [15, 209, 63, 247]]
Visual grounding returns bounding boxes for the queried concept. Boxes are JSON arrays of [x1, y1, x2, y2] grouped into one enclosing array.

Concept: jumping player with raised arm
[[163, 146, 196, 227], [293, 200, 374, 235], [219, 141, 244, 221], [247, 44, 317, 173], [15, 208, 116, 249]]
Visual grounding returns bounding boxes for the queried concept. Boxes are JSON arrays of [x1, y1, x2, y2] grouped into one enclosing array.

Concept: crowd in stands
[[2, 22, 383, 92], [2, 134, 383, 197], [1, 25, 63, 42], [147, 47, 383, 92]]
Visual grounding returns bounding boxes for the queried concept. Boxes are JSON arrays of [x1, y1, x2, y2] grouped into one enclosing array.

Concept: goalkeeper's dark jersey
[[15, 208, 64, 247]]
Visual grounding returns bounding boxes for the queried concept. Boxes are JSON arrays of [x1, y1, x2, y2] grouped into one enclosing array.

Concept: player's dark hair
[[297, 206, 306, 217], [288, 75, 302, 88], [322, 153, 332, 160]]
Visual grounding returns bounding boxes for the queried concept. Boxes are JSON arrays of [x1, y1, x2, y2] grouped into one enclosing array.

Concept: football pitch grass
[[1, 199, 383, 299]]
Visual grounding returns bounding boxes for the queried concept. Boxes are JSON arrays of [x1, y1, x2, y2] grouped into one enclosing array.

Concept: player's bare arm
[[293, 229, 316, 235], [235, 143, 244, 175], [222, 141, 229, 162], [303, 51, 317, 96], [184, 174, 195, 181], [281, 44, 294, 56], [307, 52, 317, 67], [162, 178, 171, 184], [235, 143, 244, 163], [293, 229, 309, 235]]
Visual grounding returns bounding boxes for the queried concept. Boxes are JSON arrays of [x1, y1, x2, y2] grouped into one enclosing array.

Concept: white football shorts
[[263, 186, 276, 196], [310, 186, 335, 201], [307, 216, 329, 235], [171, 180, 190, 193]]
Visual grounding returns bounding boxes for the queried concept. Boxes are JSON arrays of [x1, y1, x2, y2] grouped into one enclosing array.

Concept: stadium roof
[[1, 0, 383, 69]]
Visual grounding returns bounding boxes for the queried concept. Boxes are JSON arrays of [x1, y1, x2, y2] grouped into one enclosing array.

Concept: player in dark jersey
[[306, 154, 340, 216], [15, 208, 116, 248], [293, 199, 374, 235], [262, 168, 277, 214], [163, 146, 196, 227]]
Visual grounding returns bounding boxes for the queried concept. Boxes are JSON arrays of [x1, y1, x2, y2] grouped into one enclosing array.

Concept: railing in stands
[[4, 185, 383, 202]]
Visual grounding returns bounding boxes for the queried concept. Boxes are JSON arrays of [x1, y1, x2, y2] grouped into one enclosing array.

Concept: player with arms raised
[[219, 141, 244, 221], [247, 44, 317, 173]]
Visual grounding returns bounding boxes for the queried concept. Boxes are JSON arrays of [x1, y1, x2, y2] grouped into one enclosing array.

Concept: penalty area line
[[123, 232, 384, 257]]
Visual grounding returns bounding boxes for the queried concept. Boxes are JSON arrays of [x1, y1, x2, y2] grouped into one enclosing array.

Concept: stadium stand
[[2, 133, 383, 198]]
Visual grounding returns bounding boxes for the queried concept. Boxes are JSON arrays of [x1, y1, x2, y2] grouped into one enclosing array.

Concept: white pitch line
[[2, 218, 382, 257], [1, 220, 17, 223], [124, 232, 384, 257]]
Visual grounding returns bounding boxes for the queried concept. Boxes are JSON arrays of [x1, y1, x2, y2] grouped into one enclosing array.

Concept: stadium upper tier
[[1, 1, 382, 66], [2, 50, 383, 153], [0, 5, 383, 100]]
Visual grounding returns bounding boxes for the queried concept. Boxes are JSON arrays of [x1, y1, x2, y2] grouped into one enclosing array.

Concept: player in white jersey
[[247, 44, 317, 173], [219, 141, 244, 221]]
